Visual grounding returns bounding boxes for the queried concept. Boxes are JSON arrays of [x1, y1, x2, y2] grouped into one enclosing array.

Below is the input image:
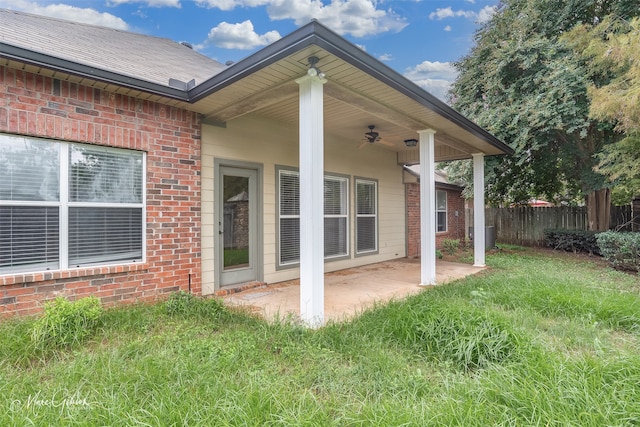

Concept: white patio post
[[418, 129, 437, 286], [296, 71, 326, 328], [472, 153, 486, 267]]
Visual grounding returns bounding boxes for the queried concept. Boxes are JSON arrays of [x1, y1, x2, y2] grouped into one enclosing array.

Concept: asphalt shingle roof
[[0, 8, 226, 88]]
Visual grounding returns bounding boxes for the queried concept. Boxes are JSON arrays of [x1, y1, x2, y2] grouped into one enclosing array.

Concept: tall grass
[[1, 248, 639, 425]]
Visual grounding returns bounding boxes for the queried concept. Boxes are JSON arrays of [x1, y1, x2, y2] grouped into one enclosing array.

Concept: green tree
[[450, 0, 639, 229], [566, 16, 640, 202]]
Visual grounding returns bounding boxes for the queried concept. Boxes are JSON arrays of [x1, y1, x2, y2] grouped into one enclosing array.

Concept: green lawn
[[1, 247, 639, 426]]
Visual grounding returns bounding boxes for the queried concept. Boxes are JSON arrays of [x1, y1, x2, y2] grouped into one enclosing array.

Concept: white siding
[[201, 114, 406, 293]]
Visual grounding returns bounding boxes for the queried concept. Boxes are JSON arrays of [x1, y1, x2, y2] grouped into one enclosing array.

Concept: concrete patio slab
[[222, 259, 485, 324]]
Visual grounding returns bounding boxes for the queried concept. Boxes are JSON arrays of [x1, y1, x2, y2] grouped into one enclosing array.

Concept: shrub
[[31, 296, 103, 348], [543, 229, 600, 255], [441, 238, 460, 255], [597, 231, 640, 272], [435, 249, 443, 260]]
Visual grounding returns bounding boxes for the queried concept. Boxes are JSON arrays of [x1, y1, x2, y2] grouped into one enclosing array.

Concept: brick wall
[[0, 65, 201, 317], [406, 182, 466, 258]]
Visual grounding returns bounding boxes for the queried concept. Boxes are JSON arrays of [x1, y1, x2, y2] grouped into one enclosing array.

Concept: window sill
[[0, 263, 149, 286]]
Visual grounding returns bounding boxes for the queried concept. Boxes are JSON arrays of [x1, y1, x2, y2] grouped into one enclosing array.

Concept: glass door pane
[[223, 174, 250, 271]]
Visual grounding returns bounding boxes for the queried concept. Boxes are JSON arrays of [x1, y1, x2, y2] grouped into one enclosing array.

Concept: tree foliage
[[566, 16, 640, 201], [449, 0, 639, 213]]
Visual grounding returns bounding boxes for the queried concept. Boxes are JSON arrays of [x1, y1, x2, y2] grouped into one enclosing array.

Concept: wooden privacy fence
[[469, 205, 634, 247]]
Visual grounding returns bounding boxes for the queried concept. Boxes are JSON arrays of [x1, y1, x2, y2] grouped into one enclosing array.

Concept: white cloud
[[428, 5, 496, 23], [429, 7, 475, 20], [205, 20, 281, 49], [108, 0, 181, 6], [476, 5, 497, 24], [197, 0, 407, 37], [444, 25, 452, 32], [404, 60, 458, 102], [196, 0, 269, 10], [378, 53, 392, 61], [0, 0, 129, 29]]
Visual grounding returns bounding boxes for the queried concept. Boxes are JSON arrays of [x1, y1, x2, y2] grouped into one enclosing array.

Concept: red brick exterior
[[0, 65, 201, 317], [406, 182, 466, 258]]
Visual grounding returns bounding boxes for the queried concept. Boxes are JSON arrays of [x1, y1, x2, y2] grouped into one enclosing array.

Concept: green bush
[[543, 229, 600, 255], [436, 249, 443, 260], [597, 231, 640, 272], [441, 239, 460, 255], [31, 296, 103, 348]]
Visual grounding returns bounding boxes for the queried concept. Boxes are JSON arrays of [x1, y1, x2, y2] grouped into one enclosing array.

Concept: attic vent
[[168, 78, 196, 90], [180, 41, 193, 49], [225, 60, 235, 66]]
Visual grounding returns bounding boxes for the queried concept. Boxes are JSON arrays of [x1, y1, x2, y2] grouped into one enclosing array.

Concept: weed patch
[[164, 291, 227, 319], [30, 296, 102, 349], [415, 304, 523, 371]]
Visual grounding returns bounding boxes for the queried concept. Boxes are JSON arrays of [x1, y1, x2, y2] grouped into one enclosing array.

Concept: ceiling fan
[[359, 125, 394, 149], [364, 125, 380, 144]]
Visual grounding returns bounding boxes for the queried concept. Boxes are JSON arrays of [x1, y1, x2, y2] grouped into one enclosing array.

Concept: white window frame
[[0, 134, 146, 275], [276, 167, 349, 268], [355, 178, 378, 255], [436, 189, 447, 233]]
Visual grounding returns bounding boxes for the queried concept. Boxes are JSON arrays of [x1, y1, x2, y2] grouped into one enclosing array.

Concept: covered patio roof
[[191, 20, 512, 161]]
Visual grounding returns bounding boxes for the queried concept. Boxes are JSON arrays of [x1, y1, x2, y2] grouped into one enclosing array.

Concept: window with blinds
[[68, 145, 143, 267], [324, 176, 348, 258], [278, 170, 300, 265], [355, 179, 378, 254], [277, 168, 349, 267], [0, 134, 144, 274], [436, 190, 447, 232]]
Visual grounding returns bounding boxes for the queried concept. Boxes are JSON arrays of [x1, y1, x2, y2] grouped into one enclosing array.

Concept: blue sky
[[0, 0, 499, 100]]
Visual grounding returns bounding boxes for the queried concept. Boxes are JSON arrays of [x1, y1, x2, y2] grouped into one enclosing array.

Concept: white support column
[[472, 153, 486, 267], [296, 72, 326, 328], [418, 129, 437, 286]]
